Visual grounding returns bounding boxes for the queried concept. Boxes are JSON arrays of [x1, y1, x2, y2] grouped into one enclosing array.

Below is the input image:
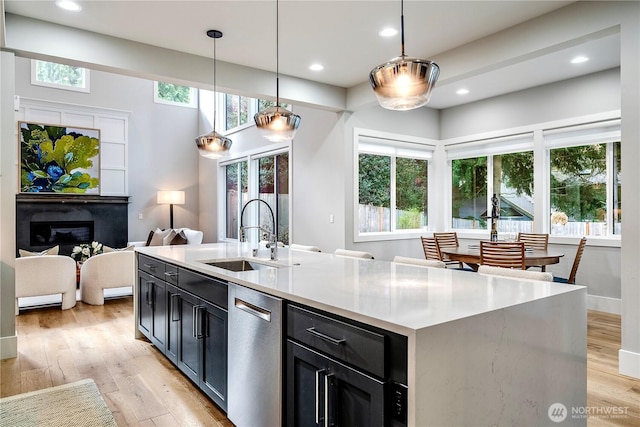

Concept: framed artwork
[[19, 121, 100, 194]]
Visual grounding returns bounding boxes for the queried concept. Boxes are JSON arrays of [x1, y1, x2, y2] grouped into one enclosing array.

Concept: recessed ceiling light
[[456, 88, 470, 95], [56, 1, 82, 12], [309, 63, 324, 71], [571, 56, 589, 64], [379, 28, 398, 37]]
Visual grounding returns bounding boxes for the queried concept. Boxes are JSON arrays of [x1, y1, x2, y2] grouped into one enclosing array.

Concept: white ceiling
[[3, 0, 621, 109]]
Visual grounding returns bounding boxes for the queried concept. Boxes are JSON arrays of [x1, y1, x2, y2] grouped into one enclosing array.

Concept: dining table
[[439, 244, 564, 271]]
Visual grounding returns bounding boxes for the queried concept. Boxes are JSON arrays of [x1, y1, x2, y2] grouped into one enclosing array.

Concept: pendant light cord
[[275, 0, 280, 107], [400, 0, 406, 58], [213, 37, 217, 132]]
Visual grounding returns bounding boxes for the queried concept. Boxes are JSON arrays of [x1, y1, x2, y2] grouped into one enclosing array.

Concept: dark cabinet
[[287, 340, 385, 426], [286, 304, 408, 427], [137, 270, 166, 352], [137, 256, 228, 413]]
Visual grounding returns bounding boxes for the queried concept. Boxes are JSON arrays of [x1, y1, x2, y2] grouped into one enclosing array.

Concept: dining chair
[[393, 256, 446, 269], [433, 232, 464, 268], [517, 232, 549, 271], [480, 241, 526, 269], [420, 237, 443, 262], [517, 233, 549, 250], [478, 265, 553, 281], [289, 243, 321, 252], [334, 249, 375, 259], [553, 237, 587, 284]]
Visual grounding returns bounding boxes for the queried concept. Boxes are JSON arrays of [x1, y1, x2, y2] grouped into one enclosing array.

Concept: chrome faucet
[[239, 198, 278, 261]]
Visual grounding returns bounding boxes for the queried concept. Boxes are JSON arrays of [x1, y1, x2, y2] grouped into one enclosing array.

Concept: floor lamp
[[157, 190, 185, 229]]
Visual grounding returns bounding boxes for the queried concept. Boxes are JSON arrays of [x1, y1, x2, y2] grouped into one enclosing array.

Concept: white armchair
[[15, 255, 77, 314], [80, 251, 135, 305]]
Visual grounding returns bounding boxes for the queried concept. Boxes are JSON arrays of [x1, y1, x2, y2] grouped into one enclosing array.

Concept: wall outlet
[[329, 214, 334, 223], [138, 213, 143, 220]]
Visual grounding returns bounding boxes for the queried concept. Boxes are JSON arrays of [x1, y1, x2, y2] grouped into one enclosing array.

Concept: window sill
[[354, 229, 429, 243], [453, 230, 621, 248]]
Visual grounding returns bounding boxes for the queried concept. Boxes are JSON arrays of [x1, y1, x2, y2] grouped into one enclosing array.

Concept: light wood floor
[[1, 298, 639, 426]]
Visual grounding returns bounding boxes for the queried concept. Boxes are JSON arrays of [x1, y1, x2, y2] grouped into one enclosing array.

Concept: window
[[545, 120, 621, 237], [31, 60, 90, 93], [448, 134, 534, 233], [222, 150, 290, 245], [154, 81, 197, 108], [217, 94, 292, 134], [355, 129, 433, 238]]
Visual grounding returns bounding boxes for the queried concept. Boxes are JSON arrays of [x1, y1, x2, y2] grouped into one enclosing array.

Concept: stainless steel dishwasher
[[227, 283, 282, 427]]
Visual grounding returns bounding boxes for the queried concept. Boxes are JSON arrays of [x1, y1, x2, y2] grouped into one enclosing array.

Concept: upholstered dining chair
[[289, 243, 321, 252], [393, 256, 446, 269], [480, 241, 526, 269], [334, 249, 374, 259], [433, 232, 464, 268], [553, 237, 587, 284], [15, 255, 77, 314], [478, 265, 553, 281]]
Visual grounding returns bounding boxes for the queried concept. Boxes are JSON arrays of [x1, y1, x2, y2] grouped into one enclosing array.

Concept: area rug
[[0, 378, 117, 427]]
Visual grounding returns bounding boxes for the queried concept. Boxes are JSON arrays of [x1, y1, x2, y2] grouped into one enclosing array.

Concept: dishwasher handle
[[234, 297, 271, 322]]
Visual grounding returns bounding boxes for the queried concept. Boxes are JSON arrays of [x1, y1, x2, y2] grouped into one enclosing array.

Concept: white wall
[[13, 57, 201, 242]]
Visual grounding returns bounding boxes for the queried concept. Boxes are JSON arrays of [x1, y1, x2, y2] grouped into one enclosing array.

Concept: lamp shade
[[157, 190, 185, 205], [369, 56, 440, 111], [195, 131, 233, 159], [254, 106, 301, 142]]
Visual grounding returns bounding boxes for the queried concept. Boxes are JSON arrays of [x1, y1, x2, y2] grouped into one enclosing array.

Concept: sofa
[[128, 227, 204, 247]]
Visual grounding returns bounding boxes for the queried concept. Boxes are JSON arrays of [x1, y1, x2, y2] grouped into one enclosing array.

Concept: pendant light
[[195, 29, 232, 159], [254, 0, 301, 142], [369, 0, 440, 111]]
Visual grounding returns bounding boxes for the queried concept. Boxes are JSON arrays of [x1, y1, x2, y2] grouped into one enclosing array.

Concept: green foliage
[[397, 208, 424, 229], [396, 157, 427, 211], [500, 151, 534, 196], [36, 61, 85, 88], [157, 82, 192, 104], [20, 123, 99, 193], [359, 154, 390, 207], [451, 157, 487, 216]]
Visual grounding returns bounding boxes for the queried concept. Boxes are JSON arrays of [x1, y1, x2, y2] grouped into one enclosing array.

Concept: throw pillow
[[148, 228, 172, 246], [18, 245, 60, 257], [169, 230, 188, 245], [162, 229, 178, 246]]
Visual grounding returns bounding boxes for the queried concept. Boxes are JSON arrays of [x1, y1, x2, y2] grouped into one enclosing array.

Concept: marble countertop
[[136, 243, 583, 335]]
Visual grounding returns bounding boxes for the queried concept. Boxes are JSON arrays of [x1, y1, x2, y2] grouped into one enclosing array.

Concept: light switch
[[329, 214, 334, 223], [138, 213, 143, 220]]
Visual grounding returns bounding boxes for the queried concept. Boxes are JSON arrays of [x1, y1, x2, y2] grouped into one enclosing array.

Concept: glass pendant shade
[[369, 55, 440, 111], [195, 29, 231, 159], [195, 131, 232, 159], [254, 105, 301, 142]]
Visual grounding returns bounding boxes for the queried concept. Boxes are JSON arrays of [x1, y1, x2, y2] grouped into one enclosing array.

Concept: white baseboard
[[0, 334, 17, 359], [587, 294, 621, 315], [18, 287, 133, 309], [619, 350, 640, 379]]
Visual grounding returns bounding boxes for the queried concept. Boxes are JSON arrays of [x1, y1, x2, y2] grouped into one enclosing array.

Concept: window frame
[[153, 81, 198, 108], [353, 128, 435, 243], [218, 143, 291, 244], [30, 59, 90, 93]]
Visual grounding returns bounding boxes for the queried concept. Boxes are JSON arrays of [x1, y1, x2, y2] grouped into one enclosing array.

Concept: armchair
[[15, 255, 77, 314], [80, 251, 135, 305]]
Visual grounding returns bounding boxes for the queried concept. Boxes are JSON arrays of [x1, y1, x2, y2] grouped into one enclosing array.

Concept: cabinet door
[[149, 280, 166, 352], [137, 272, 153, 339], [200, 300, 228, 411], [177, 291, 200, 384], [287, 340, 385, 427], [165, 284, 180, 364]]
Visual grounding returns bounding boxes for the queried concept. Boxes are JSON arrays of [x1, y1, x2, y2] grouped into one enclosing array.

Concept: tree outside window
[[154, 82, 196, 107], [226, 161, 248, 240], [358, 154, 427, 233], [31, 60, 89, 93]]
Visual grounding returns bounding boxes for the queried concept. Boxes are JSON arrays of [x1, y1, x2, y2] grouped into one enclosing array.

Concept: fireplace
[[16, 194, 129, 256], [30, 221, 94, 246]]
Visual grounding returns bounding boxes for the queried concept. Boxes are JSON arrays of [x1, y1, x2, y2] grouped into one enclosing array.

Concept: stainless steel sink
[[204, 259, 275, 272]]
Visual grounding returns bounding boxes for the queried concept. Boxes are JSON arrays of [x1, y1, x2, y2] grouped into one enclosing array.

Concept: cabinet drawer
[[138, 254, 165, 278], [287, 305, 386, 378], [179, 268, 228, 309], [163, 264, 179, 285]]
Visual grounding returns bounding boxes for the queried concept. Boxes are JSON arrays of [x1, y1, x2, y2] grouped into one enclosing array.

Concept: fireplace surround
[[16, 194, 129, 256]]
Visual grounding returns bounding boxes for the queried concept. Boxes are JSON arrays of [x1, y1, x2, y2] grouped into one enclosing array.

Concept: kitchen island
[[135, 243, 587, 426]]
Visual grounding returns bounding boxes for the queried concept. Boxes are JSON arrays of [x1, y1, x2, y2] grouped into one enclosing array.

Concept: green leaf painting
[[19, 122, 100, 194]]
